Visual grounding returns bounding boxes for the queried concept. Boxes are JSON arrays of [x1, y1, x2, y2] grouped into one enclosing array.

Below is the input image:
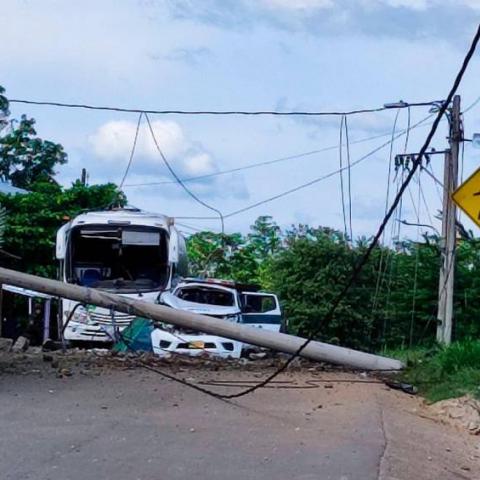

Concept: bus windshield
[[66, 225, 169, 293]]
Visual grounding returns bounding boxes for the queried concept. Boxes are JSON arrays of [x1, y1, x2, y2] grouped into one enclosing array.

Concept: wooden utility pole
[[0, 266, 404, 371], [437, 95, 461, 345]]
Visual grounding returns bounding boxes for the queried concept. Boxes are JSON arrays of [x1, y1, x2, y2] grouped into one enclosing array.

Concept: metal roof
[[0, 182, 28, 194]]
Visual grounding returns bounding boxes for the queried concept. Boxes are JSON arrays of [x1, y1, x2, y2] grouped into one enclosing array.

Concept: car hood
[[160, 291, 240, 316]]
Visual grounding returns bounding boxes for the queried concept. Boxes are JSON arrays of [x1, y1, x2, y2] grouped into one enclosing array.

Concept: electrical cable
[[339, 115, 348, 239], [398, 219, 438, 233], [175, 221, 211, 233], [372, 109, 401, 315], [176, 114, 435, 222], [382, 104, 413, 330], [119, 112, 143, 189], [143, 112, 225, 236], [8, 98, 437, 116], [208, 23, 480, 399], [407, 184, 420, 221], [424, 162, 445, 202], [125, 93, 480, 191], [409, 170, 422, 347], [459, 117, 466, 223], [345, 115, 353, 241], [199, 378, 384, 389], [404, 106, 411, 154], [382, 173, 403, 343], [123, 118, 435, 188], [55, 27, 480, 402], [418, 175, 436, 229]]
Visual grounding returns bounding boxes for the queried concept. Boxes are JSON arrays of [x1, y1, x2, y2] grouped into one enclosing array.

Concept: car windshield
[[176, 286, 235, 307]]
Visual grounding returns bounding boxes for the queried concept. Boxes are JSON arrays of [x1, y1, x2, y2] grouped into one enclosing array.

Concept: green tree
[[186, 216, 282, 285], [265, 227, 382, 349], [0, 181, 125, 278], [248, 215, 281, 258], [0, 115, 67, 189], [0, 85, 9, 131]]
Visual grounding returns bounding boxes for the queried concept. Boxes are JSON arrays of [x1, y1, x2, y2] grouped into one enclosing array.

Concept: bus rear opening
[[66, 225, 169, 293]]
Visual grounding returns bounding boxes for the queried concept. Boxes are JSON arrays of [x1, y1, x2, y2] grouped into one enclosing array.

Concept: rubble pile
[[426, 396, 480, 435], [0, 344, 332, 379]]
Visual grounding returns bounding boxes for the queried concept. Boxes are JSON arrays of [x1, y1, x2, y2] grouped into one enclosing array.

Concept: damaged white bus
[[56, 207, 188, 344]]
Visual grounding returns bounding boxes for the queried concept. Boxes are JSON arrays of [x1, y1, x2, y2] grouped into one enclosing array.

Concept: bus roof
[[67, 208, 172, 229]]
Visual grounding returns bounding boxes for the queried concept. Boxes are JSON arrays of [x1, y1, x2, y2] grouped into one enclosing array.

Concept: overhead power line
[[212, 22, 480, 399], [119, 112, 143, 189], [9, 98, 436, 116], [176, 113, 435, 221], [120, 95, 479, 189], [123, 127, 426, 188], [339, 115, 348, 239], [175, 91, 480, 222], [143, 113, 225, 235], [345, 116, 353, 241]]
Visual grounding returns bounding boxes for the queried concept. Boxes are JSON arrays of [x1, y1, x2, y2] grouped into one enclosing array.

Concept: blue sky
[[2, 0, 480, 239]]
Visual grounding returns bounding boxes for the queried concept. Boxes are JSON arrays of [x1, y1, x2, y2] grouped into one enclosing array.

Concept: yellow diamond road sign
[[452, 168, 480, 228]]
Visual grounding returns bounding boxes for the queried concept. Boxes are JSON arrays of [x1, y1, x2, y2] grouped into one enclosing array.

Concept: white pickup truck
[[152, 278, 283, 358]]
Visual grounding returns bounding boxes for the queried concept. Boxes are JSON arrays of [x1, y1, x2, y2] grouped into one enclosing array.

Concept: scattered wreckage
[[153, 278, 284, 358], [53, 207, 284, 359], [0, 207, 404, 370], [56, 207, 188, 344]]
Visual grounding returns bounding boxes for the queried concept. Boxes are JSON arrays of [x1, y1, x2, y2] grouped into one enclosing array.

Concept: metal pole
[[43, 299, 51, 343], [437, 95, 460, 344], [0, 266, 403, 371]]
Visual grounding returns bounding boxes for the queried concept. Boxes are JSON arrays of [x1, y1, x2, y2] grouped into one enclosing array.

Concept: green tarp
[[113, 317, 154, 353]]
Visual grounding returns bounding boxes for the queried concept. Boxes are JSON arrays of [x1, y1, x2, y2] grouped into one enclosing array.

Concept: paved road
[[0, 368, 477, 480]]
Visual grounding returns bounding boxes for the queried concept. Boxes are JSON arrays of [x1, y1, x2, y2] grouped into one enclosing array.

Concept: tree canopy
[[186, 219, 480, 352]]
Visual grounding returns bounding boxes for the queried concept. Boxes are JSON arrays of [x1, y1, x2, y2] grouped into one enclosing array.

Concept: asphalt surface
[[1, 366, 478, 480]]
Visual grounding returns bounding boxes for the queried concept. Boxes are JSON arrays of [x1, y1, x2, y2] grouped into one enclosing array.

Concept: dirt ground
[[0, 350, 479, 480]]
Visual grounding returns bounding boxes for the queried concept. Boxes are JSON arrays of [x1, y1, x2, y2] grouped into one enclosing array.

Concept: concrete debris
[[0, 337, 13, 352], [11, 336, 29, 352], [426, 395, 480, 435], [247, 352, 268, 360], [1, 344, 362, 379]]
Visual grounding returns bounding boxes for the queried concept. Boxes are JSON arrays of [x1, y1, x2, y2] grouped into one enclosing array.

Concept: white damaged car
[[151, 279, 284, 358]]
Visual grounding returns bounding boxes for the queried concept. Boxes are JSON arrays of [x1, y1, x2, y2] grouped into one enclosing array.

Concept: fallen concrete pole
[[0, 267, 403, 371]]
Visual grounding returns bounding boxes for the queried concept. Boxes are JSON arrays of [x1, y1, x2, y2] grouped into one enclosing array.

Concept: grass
[[386, 340, 480, 403]]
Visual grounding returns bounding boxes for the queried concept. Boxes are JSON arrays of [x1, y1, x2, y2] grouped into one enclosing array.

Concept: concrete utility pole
[[0, 266, 403, 371], [437, 95, 461, 345]]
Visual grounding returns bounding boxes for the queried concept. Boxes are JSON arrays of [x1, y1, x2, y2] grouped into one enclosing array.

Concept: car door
[[240, 292, 284, 332]]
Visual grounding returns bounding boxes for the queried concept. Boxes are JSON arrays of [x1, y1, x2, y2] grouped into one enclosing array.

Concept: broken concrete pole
[[0, 267, 404, 371]]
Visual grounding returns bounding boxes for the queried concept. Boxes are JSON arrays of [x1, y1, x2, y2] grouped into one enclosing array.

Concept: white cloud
[[88, 118, 220, 184], [261, 0, 334, 10], [378, 0, 430, 10], [183, 153, 216, 175], [371, 0, 480, 10], [461, 0, 480, 10], [261, 0, 480, 12], [89, 119, 188, 163]]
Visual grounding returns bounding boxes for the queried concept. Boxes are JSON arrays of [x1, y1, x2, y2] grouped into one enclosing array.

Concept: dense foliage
[[0, 181, 125, 277], [0, 115, 67, 188], [393, 340, 480, 401], [187, 219, 480, 351]]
